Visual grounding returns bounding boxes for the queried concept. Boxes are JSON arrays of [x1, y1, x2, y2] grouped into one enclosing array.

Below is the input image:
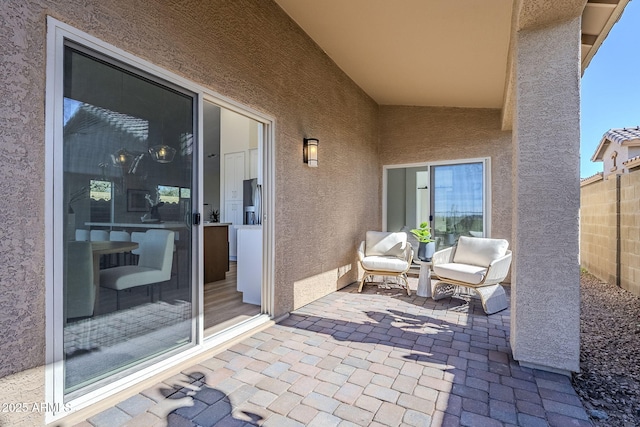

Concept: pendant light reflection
[[149, 144, 177, 163], [111, 148, 134, 167]]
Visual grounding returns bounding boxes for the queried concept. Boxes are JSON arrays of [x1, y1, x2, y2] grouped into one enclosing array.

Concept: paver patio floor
[[77, 280, 592, 427]]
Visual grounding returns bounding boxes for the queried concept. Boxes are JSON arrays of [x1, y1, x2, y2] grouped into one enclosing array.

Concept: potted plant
[[410, 222, 436, 261], [209, 208, 220, 223]]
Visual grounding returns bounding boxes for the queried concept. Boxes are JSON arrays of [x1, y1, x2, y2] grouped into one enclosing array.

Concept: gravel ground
[[572, 271, 640, 426]]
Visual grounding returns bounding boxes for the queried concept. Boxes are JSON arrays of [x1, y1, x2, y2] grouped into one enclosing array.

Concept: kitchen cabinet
[[224, 152, 245, 201], [203, 224, 229, 283], [224, 201, 243, 258]]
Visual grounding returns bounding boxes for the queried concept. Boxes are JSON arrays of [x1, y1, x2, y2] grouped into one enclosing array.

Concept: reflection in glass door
[[60, 45, 195, 396], [432, 162, 485, 248], [386, 166, 429, 232]]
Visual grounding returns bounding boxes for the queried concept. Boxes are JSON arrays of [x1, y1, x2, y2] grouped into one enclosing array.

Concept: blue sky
[[581, 1, 640, 178]]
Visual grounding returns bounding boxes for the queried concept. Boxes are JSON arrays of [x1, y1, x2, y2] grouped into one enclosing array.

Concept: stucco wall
[[581, 173, 640, 296], [580, 178, 618, 284], [0, 0, 379, 421], [600, 143, 631, 178], [510, 16, 581, 373], [379, 106, 513, 245]]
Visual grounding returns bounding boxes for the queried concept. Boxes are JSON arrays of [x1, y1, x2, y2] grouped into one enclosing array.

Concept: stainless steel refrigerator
[[242, 178, 261, 225]]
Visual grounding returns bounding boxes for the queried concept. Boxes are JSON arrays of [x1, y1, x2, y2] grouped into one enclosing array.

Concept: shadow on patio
[[80, 279, 592, 427]]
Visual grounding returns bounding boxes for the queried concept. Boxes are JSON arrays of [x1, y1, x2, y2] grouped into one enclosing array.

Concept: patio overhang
[[274, 0, 630, 131]]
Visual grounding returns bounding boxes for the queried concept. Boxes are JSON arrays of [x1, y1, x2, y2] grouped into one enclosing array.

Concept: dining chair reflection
[[100, 230, 174, 310]]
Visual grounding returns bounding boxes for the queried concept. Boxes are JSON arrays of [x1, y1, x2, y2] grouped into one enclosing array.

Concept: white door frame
[[44, 16, 275, 422]]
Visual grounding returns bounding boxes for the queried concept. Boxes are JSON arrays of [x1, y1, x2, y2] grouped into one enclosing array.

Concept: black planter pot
[[417, 241, 436, 261]]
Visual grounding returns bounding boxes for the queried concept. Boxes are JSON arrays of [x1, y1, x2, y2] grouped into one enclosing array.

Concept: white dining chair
[[65, 240, 95, 321], [130, 231, 146, 264], [109, 230, 131, 265], [90, 230, 109, 241], [75, 229, 90, 241], [100, 230, 174, 310], [89, 230, 110, 268]]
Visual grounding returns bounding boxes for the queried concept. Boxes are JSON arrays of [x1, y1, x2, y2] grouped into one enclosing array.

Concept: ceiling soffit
[[274, 0, 628, 127], [274, 0, 513, 109]]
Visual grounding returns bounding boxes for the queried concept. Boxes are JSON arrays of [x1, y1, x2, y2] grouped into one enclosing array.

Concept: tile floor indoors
[[73, 279, 592, 427]]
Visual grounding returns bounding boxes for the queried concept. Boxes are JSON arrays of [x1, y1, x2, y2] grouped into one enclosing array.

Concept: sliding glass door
[[385, 160, 488, 250], [60, 44, 195, 396], [431, 162, 485, 248]]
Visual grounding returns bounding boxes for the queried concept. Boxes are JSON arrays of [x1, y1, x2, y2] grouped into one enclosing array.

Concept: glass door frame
[[197, 95, 275, 348], [382, 157, 491, 238], [44, 17, 275, 423]]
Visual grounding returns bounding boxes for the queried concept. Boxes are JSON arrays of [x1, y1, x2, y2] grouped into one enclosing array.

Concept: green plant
[[209, 208, 220, 222], [410, 222, 434, 243]]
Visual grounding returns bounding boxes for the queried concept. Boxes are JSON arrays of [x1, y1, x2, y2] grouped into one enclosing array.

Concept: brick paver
[[78, 281, 592, 426]]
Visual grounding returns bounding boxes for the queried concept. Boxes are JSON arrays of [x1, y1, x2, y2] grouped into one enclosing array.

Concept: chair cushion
[[100, 266, 168, 290], [361, 255, 409, 273], [433, 263, 488, 285], [453, 236, 508, 267], [365, 231, 407, 257]]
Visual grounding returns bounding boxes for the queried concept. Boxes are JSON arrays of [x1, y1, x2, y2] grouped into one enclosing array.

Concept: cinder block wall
[[580, 178, 617, 284], [580, 173, 640, 296], [620, 172, 640, 295]]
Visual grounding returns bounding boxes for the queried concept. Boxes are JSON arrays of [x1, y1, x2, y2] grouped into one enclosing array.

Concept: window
[[89, 180, 112, 201]]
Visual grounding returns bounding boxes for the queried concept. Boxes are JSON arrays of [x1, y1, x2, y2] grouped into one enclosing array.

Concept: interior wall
[[379, 106, 513, 243], [0, 0, 380, 422], [203, 102, 221, 215]]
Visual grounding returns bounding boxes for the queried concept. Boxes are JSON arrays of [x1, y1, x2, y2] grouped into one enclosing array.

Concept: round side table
[[413, 259, 432, 298]]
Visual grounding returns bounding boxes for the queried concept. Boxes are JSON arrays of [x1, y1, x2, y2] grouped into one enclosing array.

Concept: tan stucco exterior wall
[[1, 0, 379, 423], [580, 173, 640, 296], [379, 106, 513, 244], [510, 16, 581, 374]]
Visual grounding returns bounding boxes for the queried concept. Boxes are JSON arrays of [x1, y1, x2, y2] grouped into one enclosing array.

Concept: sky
[[581, 0, 640, 178]]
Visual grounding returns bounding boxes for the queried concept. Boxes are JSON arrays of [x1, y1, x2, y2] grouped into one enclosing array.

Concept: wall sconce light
[[303, 138, 319, 167], [149, 144, 177, 163]]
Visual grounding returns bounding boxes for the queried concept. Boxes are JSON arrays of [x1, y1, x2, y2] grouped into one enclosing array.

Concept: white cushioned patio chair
[[100, 229, 174, 309], [431, 236, 512, 314], [357, 231, 414, 295]]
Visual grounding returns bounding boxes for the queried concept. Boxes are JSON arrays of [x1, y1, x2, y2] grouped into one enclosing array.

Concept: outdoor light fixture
[[149, 144, 177, 163], [303, 138, 319, 167]]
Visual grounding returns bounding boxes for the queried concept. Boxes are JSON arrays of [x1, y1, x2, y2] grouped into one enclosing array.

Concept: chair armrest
[[403, 244, 414, 265], [432, 246, 455, 266], [357, 241, 366, 262], [484, 251, 512, 285]]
